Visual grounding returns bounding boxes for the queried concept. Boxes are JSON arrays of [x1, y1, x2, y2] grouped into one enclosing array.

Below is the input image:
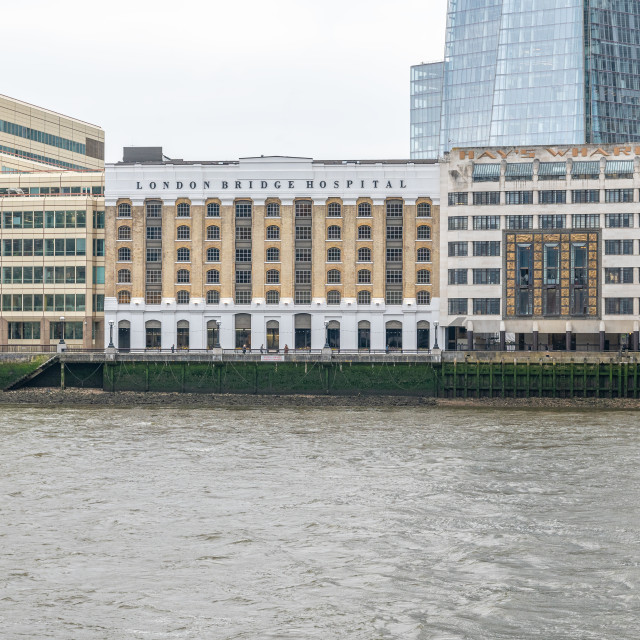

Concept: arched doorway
[[417, 320, 430, 351], [206, 320, 220, 349], [295, 313, 311, 350], [235, 313, 251, 349], [386, 320, 402, 350], [358, 320, 370, 350], [327, 320, 340, 350], [118, 320, 130, 351], [145, 320, 161, 349], [266, 320, 280, 351], [177, 320, 189, 349]]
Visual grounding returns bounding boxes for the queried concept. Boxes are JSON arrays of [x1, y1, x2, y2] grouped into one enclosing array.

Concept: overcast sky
[[4, 0, 446, 163]]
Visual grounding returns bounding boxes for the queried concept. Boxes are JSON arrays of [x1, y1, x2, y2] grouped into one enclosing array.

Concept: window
[[357, 269, 371, 284], [516, 244, 533, 315], [206, 269, 220, 284], [266, 290, 280, 304], [357, 290, 371, 304], [506, 191, 533, 205], [605, 161, 634, 179], [118, 247, 131, 261], [386, 201, 403, 217], [327, 290, 341, 305], [358, 225, 371, 240], [605, 268, 634, 284], [412, 290, 430, 307], [448, 216, 468, 230], [236, 227, 252, 240], [235, 202, 252, 217], [417, 202, 431, 217], [573, 214, 600, 228], [473, 191, 500, 205], [117, 269, 131, 283], [207, 225, 220, 240], [538, 162, 566, 180], [236, 248, 252, 262], [386, 269, 402, 283], [417, 225, 431, 239], [572, 190, 600, 204], [207, 202, 220, 217], [327, 247, 341, 262], [147, 202, 162, 217], [327, 202, 341, 217], [177, 225, 190, 240], [387, 248, 403, 262], [473, 216, 500, 230], [386, 291, 403, 305], [605, 189, 634, 203], [572, 161, 600, 179], [266, 247, 280, 262], [235, 291, 252, 304], [146, 226, 161, 240], [295, 270, 311, 284], [118, 203, 131, 218], [177, 247, 190, 262], [505, 163, 533, 181], [539, 190, 567, 204], [146, 269, 162, 284], [147, 248, 161, 262], [327, 225, 341, 240], [417, 248, 431, 262], [358, 202, 371, 217], [358, 247, 371, 261], [417, 269, 431, 284], [473, 163, 500, 182], [7, 322, 39, 341], [448, 269, 467, 285], [118, 225, 131, 240], [507, 215, 533, 229], [117, 290, 131, 304], [540, 215, 566, 229], [605, 214, 633, 228], [177, 202, 191, 217], [296, 226, 311, 240], [448, 242, 468, 257], [236, 270, 251, 284], [266, 202, 280, 217], [295, 201, 312, 217], [266, 269, 280, 284], [473, 269, 500, 285], [207, 247, 220, 262], [605, 240, 634, 255], [387, 225, 403, 240], [93, 211, 105, 229], [176, 269, 190, 284], [448, 192, 468, 206], [327, 269, 341, 284], [206, 290, 220, 304], [473, 298, 500, 314], [295, 291, 311, 304], [605, 298, 634, 314], [296, 248, 311, 262], [448, 298, 468, 314], [473, 241, 500, 257], [266, 225, 280, 240], [177, 290, 190, 304]]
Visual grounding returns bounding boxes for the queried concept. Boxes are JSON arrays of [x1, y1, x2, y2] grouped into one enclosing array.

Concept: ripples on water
[[1, 405, 638, 639]]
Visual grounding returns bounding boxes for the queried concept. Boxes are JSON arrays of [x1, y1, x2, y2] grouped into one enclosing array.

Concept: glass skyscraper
[[411, 0, 640, 158]]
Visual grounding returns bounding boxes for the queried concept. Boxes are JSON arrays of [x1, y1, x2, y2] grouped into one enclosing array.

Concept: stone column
[[467, 321, 474, 351], [565, 321, 572, 352], [532, 321, 539, 351], [499, 321, 506, 351]]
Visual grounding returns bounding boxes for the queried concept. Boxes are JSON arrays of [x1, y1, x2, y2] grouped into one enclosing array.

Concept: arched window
[[118, 225, 131, 240], [327, 290, 341, 305], [177, 202, 191, 217], [117, 290, 131, 303], [358, 225, 371, 240], [266, 247, 280, 262], [417, 269, 431, 284], [357, 247, 371, 262], [177, 225, 190, 240], [118, 203, 131, 217], [357, 269, 371, 284], [327, 225, 341, 240], [357, 290, 371, 305], [177, 269, 190, 283], [417, 202, 431, 218], [177, 290, 190, 304], [207, 247, 220, 262], [266, 269, 280, 284], [118, 247, 131, 261], [417, 290, 431, 305], [207, 202, 220, 217], [206, 269, 220, 284], [267, 203, 280, 217], [266, 290, 280, 304], [358, 202, 371, 217], [206, 290, 220, 304], [327, 202, 341, 217], [417, 248, 431, 262], [177, 247, 191, 262], [207, 225, 220, 240], [327, 247, 341, 262], [266, 225, 280, 240], [117, 269, 131, 283], [417, 225, 431, 240], [327, 269, 341, 284]]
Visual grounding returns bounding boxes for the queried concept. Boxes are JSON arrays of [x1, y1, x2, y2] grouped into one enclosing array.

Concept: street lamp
[[59, 316, 65, 344], [108, 320, 115, 349], [214, 320, 221, 349], [433, 322, 439, 350], [324, 321, 330, 348]]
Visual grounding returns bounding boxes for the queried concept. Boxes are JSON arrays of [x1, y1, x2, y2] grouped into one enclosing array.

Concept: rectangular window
[[386, 269, 403, 283], [605, 213, 633, 228], [146, 270, 162, 284], [295, 226, 311, 240], [448, 192, 468, 206], [506, 215, 533, 230], [295, 270, 311, 284], [473, 269, 500, 285], [543, 244, 559, 285], [386, 202, 403, 217], [93, 266, 105, 285], [473, 241, 500, 257], [93, 238, 104, 257], [235, 290, 252, 304], [235, 270, 252, 284], [538, 161, 568, 180], [448, 269, 468, 285], [386, 225, 403, 239], [540, 215, 566, 229], [473, 298, 500, 315], [572, 190, 600, 204], [448, 298, 468, 315], [505, 191, 533, 205], [235, 249, 251, 262], [448, 241, 468, 257], [605, 240, 634, 255], [295, 201, 312, 217], [235, 203, 252, 218], [295, 248, 311, 262], [448, 216, 468, 230], [605, 298, 634, 314], [605, 189, 634, 203], [473, 216, 500, 230], [145, 291, 162, 305], [236, 227, 252, 240], [386, 248, 403, 262], [473, 191, 500, 205], [472, 163, 500, 182], [539, 190, 567, 204], [146, 226, 161, 239], [572, 214, 600, 228], [146, 248, 161, 262], [385, 291, 403, 305], [93, 211, 105, 229], [295, 291, 311, 304], [605, 268, 634, 284]]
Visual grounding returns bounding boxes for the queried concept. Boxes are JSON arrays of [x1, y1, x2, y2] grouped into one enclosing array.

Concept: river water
[[1, 405, 638, 639]]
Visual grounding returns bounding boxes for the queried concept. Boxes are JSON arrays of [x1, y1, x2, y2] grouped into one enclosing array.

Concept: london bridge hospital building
[[104, 151, 440, 351]]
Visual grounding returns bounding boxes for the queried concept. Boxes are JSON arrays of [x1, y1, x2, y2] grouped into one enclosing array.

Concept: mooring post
[[60, 361, 65, 391]]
